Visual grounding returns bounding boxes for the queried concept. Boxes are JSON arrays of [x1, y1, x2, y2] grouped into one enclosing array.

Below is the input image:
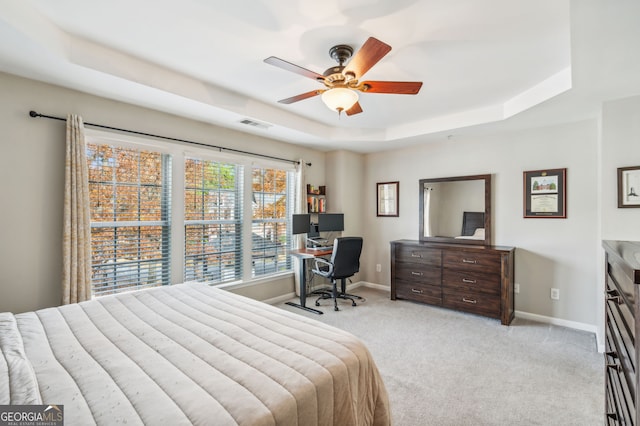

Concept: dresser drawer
[[395, 262, 441, 285], [442, 287, 500, 318], [609, 259, 637, 308], [395, 245, 441, 266], [442, 269, 500, 295], [606, 295, 636, 396], [443, 250, 501, 274], [395, 280, 442, 305], [605, 337, 635, 425]]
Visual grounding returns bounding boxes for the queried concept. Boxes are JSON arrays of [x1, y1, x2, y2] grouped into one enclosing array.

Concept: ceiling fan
[[264, 37, 423, 116]]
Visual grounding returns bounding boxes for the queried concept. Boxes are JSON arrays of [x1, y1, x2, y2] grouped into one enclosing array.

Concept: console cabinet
[[390, 240, 515, 325], [603, 240, 640, 425]]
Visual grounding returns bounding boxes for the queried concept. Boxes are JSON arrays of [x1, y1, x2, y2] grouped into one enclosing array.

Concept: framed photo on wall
[[377, 181, 399, 217], [523, 168, 567, 218], [618, 166, 640, 208]]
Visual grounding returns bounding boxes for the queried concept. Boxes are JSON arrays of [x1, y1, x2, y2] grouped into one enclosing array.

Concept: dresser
[[603, 240, 640, 425], [390, 240, 515, 325]]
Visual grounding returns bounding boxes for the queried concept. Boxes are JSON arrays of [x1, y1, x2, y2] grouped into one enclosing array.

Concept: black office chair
[[311, 237, 363, 311]]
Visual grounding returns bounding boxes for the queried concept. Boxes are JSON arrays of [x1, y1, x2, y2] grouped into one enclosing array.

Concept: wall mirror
[[419, 174, 492, 246]]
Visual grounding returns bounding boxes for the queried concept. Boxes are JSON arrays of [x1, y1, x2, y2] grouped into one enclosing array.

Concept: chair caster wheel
[[315, 302, 320, 306], [352, 302, 357, 307], [334, 307, 339, 311]]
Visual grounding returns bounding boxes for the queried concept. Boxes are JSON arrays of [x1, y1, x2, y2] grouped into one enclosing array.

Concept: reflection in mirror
[[419, 174, 491, 245]]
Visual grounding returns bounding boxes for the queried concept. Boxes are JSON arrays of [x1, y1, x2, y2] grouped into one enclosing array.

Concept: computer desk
[[287, 247, 333, 315]]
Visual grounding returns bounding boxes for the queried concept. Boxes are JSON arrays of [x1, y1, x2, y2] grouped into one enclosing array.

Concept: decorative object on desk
[[377, 181, 399, 217], [618, 165, 640, 208], [523, 168, 566, 218]]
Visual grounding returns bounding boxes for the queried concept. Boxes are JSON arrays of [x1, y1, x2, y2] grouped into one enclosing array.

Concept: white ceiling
[[0, 0, 637, 153]]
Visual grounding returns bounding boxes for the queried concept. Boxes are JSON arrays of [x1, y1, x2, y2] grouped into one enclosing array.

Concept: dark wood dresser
[[390, 240, 515, 325], [603, 240, 640, 424]]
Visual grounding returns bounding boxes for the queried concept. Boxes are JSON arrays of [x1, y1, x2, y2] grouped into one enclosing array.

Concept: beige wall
[[363, 120, 600, 327], [600, 95, 640, 241], [0, 71, 326, 313], [324, 150, 366, 282]]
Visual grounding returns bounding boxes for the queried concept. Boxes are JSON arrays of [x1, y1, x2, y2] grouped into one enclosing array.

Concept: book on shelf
[[307, 196, 326, 213]]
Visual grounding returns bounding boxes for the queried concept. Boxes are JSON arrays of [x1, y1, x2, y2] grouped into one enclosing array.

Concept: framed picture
[[523, 168, 567, 218], [618, 166, 640, 208], [377, 181, 399, 217]]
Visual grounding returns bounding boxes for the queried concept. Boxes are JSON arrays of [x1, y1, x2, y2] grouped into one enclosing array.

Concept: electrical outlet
[[514, 283, 520, 294], [376, 264, 382, 272], [550, 288, 560, 300]]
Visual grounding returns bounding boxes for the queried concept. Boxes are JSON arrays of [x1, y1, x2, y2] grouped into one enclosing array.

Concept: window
[[251, 167, 294, 277], [184, 158, 243, 283], [86, 134, 296, 297], [87, 144, 171, 296]]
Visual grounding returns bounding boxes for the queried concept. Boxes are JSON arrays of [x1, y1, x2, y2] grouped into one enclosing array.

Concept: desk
[[287, 247, 332, 315]]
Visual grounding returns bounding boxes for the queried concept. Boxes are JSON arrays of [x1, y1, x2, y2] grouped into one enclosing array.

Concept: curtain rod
[[28, 110, 311, 166]]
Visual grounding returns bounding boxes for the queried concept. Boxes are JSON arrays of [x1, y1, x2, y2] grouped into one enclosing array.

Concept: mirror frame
[[419, 174, 492, 246]]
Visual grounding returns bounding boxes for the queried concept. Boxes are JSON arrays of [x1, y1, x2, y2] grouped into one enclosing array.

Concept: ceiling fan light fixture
[[321, 88, 358, 113]]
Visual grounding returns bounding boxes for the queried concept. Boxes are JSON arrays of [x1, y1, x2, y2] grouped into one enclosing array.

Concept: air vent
[[239, 118, 272, 130]]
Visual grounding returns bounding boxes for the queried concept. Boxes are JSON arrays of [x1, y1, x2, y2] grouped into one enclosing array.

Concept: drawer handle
[[606, 351, 618, 359], [606, 288, 622, 304], [462, 278, 476, 284], [411, 253, 422, 258], [462, 259, 477, 264], [607, 295, 622, 304], [411, 288, 424, 294], [462, 297, 477, 304], [411, 271, 424, 276], [607, 363, 622, 373]]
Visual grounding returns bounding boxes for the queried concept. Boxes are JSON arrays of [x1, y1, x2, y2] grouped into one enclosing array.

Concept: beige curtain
[[62, 114, 92, 304]]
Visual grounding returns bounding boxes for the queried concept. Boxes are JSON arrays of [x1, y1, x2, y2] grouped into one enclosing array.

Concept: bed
[[0, 283, 390, 425]]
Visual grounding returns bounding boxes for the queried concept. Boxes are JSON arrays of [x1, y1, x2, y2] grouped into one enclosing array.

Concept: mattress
[[0, 283, 390, 425]]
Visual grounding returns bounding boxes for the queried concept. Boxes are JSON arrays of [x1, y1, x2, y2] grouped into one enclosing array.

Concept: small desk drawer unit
[[603, 240, 640, 425], [391, 240, 515, 325]]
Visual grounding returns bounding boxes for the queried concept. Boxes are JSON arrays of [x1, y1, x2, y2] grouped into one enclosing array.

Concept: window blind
[[251, 167, 294, 277], [87, 144, 171, 296], [184, 158, 244, 283]]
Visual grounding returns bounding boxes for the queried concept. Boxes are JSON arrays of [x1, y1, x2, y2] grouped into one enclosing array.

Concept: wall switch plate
[[551, 288, 560, 300], [376, 264, 382, 272], [514, 283, 520, 293]]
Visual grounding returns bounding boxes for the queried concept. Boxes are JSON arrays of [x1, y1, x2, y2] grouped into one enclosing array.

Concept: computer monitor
[[318, 213, 344, 232], [292, 214, 311, 235]]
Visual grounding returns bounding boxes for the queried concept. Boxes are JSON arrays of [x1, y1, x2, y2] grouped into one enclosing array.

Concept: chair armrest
[[311, 257, 333, 278]]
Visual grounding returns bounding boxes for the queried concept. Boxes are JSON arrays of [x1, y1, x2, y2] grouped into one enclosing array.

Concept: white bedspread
[[0, 283, 390, 426]]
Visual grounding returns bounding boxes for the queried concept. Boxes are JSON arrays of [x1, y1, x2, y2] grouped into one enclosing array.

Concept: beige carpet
[[277, 286, 602, 426]]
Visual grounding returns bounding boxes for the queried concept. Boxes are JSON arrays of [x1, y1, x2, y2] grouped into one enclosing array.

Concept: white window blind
[[184, 158, 244, 283], [87, 144, 172, 296], [251, 167, 294, 277]]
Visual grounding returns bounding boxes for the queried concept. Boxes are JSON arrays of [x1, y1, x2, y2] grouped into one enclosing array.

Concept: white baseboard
[[263, 292, 296, 305], [355, 281, 391, 292], [515, 310, 603, 352]]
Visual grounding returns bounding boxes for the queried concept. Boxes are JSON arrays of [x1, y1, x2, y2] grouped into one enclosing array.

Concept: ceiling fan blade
[[277, 90, 323, 104], [345, 102, 363, 116], [343, 37, 392, 79], [361, 81, 423, 94], [264, 56, 325, 81]]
